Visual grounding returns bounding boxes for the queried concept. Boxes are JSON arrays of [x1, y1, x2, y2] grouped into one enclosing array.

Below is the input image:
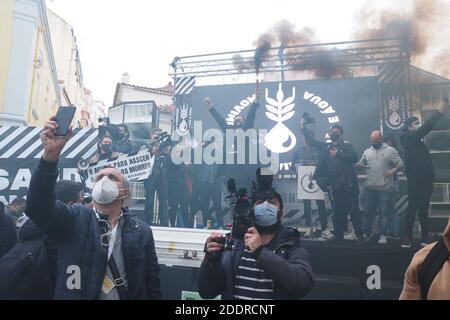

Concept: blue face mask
[[254, 201, 278, 227]]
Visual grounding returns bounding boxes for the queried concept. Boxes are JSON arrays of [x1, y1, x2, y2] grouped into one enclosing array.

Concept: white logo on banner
[[297, 166, 325, 200], [176, 104, 190, 136], [264, 83, 297, 153], [387, 95, 402, 128]]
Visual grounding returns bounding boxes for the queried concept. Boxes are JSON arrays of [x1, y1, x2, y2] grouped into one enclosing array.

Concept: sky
[[45, 0, 419, 107]]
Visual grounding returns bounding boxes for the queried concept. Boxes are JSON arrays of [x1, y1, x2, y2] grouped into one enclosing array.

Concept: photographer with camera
[[301, 120, 364, 245], [198, 169, 314, 300], [143, 128, 171, 226]]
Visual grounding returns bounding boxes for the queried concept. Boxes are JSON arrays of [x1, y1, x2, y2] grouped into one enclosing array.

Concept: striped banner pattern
[[0, 126, 98, 160], [174, 76, 196, 95]]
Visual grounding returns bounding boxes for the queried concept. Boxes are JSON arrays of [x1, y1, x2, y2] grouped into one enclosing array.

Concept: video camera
[[226, 179, 252, 245], [205, 168, 276, 261], [224, 168, 276, 249], [151, 131, 172, 150], [205, 178, 252, 259]]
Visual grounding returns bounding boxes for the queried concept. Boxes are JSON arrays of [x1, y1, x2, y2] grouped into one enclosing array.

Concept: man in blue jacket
[[199, 191, 314, 300], [25, 117, 161, 300]]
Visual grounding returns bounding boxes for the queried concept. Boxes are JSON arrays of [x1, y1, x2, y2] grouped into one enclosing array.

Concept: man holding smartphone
[[358, 130, 404, 245], [400, 99, 450, 248], [24, 117, 161, 300], [301, 121, 365, 245]]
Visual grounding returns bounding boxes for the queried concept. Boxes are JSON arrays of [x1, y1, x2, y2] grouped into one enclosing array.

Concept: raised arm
[[204, 97, 229, 132], [244, 87, 261, 130], [25, 118, 77, 241], [410, 102, 449, 141]]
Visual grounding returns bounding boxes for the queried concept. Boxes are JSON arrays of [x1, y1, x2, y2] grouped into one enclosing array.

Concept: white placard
[[297, 165, 325, 200], [86, 149, 154, 188]]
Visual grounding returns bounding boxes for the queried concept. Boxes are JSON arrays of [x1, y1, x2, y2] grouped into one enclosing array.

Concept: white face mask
[[92, 176, 126, 205]]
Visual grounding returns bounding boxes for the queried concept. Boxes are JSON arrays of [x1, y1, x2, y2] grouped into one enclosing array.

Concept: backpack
[[418, 238, 450, 300], [0, 235, 54, 300]]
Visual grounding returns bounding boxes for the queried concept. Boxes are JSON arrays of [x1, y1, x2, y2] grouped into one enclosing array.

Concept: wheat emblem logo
[[387, 95, 402, 128], [177, 104, 189, 135], [264, 83, 297, 153]]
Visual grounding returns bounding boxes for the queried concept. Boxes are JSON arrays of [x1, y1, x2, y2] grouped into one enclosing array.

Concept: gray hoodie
[[360, 143, 404, 191]]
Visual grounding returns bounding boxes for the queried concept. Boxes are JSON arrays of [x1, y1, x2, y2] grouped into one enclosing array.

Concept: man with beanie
[[400, 100, 449, 248]]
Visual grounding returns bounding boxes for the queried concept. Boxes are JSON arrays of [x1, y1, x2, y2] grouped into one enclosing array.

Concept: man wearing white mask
[[199, 190, 314, 300], [24, 117, 160, 300]]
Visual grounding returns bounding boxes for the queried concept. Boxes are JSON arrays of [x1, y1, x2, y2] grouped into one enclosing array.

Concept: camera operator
[[301, 120, 364, 245], [143, 128, 170, 226], [198, 171, 314, 300]]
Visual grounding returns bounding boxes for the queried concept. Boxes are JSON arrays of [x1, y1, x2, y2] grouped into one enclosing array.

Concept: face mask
[[254, 201, 278, 227], [415, 123, 422, 130], [92, 176, 125, 204], [102, 144, 112, 153], [330, 132, 340, 142], [372, 141, 382, 149]]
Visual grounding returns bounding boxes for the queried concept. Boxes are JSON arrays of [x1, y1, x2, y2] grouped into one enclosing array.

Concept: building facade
[[111, 76, 174, 134], [0, 0, 102, 128], [47, 9, 87, 127], [0, 0, 61, 126]]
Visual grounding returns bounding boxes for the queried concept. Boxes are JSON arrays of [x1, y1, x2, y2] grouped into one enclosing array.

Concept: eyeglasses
[[97, 218, 112, 247]]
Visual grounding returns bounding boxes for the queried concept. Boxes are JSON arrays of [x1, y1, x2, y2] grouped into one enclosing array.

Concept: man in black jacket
[[203, 88, 260, 189], [24, 117, 161, 300], [301, 120, 364, 244], [400, 101, 449, 248], [199, 192, 314, 300], [144, 128, 170, 226]]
